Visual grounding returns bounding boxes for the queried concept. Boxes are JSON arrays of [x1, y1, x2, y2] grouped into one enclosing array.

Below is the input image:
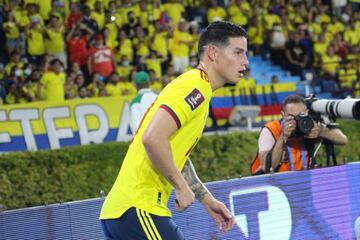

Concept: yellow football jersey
[[100, 69, 212, 219]]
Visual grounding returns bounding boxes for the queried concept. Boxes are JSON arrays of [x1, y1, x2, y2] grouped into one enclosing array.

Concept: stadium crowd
[[0, 0, 359, 104]]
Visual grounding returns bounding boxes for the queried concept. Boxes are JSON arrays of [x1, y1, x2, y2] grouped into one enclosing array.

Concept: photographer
[[251, 95, 348, 174]]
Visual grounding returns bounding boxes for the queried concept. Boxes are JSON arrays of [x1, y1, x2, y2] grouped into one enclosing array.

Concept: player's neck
[[197, 61, 225, 91]]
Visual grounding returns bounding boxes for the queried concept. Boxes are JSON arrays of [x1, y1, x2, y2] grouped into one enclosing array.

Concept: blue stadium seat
[[320, 80, 339, 93], [316, 92, 333, 99]]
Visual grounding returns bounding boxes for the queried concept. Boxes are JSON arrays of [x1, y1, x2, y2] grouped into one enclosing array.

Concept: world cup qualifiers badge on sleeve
[[185, 88, 204, 111]]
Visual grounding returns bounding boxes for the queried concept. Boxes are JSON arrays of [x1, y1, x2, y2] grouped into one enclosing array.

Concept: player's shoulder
[[172, 69, 210, 90]]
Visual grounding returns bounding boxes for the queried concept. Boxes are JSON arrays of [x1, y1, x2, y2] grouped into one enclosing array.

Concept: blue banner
[[1, 163, 360, 239]]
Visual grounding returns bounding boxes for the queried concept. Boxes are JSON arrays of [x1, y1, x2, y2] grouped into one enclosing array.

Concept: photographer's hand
[[283, 116, 296, 140], [305, 121, 321, 139]]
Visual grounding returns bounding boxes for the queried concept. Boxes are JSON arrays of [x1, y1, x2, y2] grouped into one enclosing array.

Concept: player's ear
[[207, 44, 218, 61]]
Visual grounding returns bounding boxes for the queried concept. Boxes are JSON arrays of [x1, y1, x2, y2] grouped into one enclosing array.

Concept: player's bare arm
[[182, 159, 207, 201], [182, 159, 235, 232]]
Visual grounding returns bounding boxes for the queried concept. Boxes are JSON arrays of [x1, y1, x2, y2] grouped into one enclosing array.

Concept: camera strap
[[281, 119, 307, 171], [287, 144, 307, 171]]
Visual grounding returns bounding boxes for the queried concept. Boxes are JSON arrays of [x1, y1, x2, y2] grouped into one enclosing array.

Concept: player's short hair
[[198, 21, 247, 58]]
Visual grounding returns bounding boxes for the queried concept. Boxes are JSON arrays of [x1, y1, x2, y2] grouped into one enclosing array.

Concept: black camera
[[293, 112, 314, 136]]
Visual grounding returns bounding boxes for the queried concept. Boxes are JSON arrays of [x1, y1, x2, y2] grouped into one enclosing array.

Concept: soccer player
[[100, 21, 249, 239]]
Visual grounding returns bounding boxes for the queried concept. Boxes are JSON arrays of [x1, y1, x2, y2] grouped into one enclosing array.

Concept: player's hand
[[305, 121, 321, 139], [283, 115, 296, 138], [174, 184, 195, 212], [204, 198, 235, 232]]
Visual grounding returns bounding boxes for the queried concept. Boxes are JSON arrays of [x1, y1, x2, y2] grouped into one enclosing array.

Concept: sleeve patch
[[184, 88, 205, 111]]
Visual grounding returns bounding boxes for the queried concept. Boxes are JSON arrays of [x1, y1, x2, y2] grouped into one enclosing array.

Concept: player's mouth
[[238, 70, 246, 78]]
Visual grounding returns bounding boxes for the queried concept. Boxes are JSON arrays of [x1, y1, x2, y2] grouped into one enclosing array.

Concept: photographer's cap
[[134, 71, 150, 86]]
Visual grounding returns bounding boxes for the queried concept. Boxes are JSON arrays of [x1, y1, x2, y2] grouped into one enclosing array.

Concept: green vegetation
[[0, 120, 359, 210]]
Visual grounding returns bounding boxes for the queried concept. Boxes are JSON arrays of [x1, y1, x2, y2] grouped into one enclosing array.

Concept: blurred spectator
[[78, 86, 89, 99], [20, 3, 44, 29], [161, 64, 176, 88], [148, 69, 162, 93], [344, 21, 359, 46], [5, 50, 23, 76], [314, 33, 329, 65], [116, 55, 133, 82], [87, 33, 115, 81], [138, 1, 149, 29], [296, 26, 313, 68], [65, 2, 82, 30], [171, 19, 193, 74], [140, 50, 167, 79], [188, 20, 200, 55], [149, 0, 162, 23], [115, 30, 133, 63], [318, 4, 331, 24], [25, 16, 45, 66], [6, 80, 27, 104], [79, 6, 99, 34], [103, 10, 119, 49], [91, 1, 105, 30], [332, 0, 347, 17], [129, 71, 158, 133], [350, 0, 360, 12], [321, 45, 341, 78], [340, 4, 352, 23], [119, 71, 137, 96], [150, 21, 170, 67], [44, 15, 67, 68], [184, 0, 207, 28], [107, 1, 122, 27], [122, 11, 139, 39], [66, 23, 91, 78], [133, 26, 150, 66], [247, 16, 264, 55], [263, 8, 281, 31], [105, 72, 122, 96], [227, 0, 250, 28], [207, 0, 226, 23], [271, 75, 280, 84], [22, 68, 41, 102], [39, 58, 65, 102], [163, 0, 185, 26], [75, 73, 86, 91], [87, 73, 106, 97], [338, 62, 357, 88], [284, 31, 308, 76], [7, 65, 24, 84], [184, 54, 199, 72], [49, 1, 66, 21], [3, 11, 21, 56], [270, 23, 286, 66], [64, 71, 78, 99], [332, 33, 348, 61], [118, 0, 138, 26], [69, 62, 83, 76], [328, 15, 344, 36]]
